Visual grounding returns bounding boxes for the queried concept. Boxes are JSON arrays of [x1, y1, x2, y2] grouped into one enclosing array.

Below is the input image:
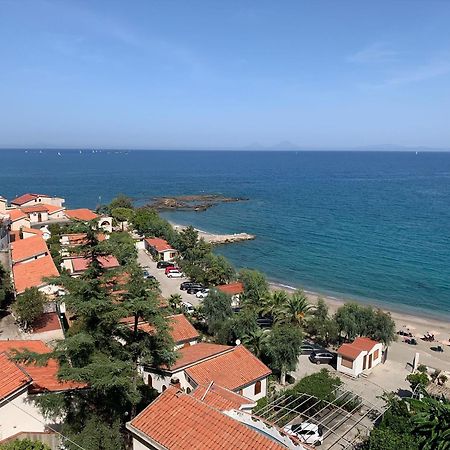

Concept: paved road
[[136, 249, 202, 307]]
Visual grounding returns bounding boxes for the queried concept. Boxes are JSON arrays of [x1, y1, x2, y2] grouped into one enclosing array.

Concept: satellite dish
[[235, 339, 241, 346]]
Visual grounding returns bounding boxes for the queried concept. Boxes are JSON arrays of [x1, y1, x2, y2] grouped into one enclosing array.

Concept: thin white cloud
[[348, 42, 398, 64]]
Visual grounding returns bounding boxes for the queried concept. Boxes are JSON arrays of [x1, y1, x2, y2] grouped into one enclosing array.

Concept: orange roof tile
[[11, 235, 49, 263], [7, 209, 28, 222], [11, 193, 41, 206], [0, 340, 85, 393], [124, 314, 199, 345], [191, 383, 256, 411], [21, 204, 63, 214], [217, 282, 244, 295], [0, 353, 31, 400], [128, 387, 285, 450], [62, 233, 106, 246], [31, 312, 62, 333], [338, 337, 380, 360], [70, 255, 120, 273], [145, 237, 176, 252], [65, 209, 99, 221], [20, 227, 44, 237], [13, 255, 59, 293], [167, 343, 232, 371], [185, 345, 271, 391]]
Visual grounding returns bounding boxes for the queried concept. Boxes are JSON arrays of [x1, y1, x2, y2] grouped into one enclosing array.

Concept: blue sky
[[1, 0, 450, 149]]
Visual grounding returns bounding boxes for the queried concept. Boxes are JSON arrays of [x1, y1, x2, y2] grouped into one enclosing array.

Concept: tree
[[406, 371, 429, 393], [307, 298, 340, 346], [239, 269, 269, 307], [168, 293, 182, 310], [109, 194, 133, 211], [0, 262, 13, 308], [367, 309, 397, 346], [242, 327, 269, 358], [265, 324, 303, 385], [102, 232, 137, 265], [131, 208, 176, 243], [0, 440, 51, 450], [260, 290, 287, 319], [111, 207, 134, 230], [292, 369, 341, 401], [13, 288, 46, 330], [200, 289, 233, 336], [280, 290, 313, 326]]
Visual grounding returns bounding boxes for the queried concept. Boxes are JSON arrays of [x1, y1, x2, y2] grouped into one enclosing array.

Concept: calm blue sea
[[1, 149, 450, 319]]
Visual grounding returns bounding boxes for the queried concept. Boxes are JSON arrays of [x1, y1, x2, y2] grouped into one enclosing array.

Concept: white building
[[10, 193, 65, 208], [144, 238, 178, 262], [20, 204, 66, 224], [337, 337, 383, 378]]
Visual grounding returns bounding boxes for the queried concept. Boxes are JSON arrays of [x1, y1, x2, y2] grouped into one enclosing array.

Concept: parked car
[[157, 261, 176, 269], [143, 270, 151, 279], [196, 289, 209, 298], [256, 317, 273, 328], [187, 286, 205, 294], [165, 266, 178, 275], [309, 350, 336, 365], [180, 301, 195, 315], [180, 281, 203, 291], [300, 342, 323, 355], [167, 269, 183, 278], [283, 422, 323, 446]]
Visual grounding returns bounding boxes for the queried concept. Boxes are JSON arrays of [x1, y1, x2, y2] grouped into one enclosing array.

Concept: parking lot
[[256, 386, 385, 449]]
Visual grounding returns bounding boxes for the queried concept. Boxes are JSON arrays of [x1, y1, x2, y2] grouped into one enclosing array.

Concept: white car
[[180, 301, 195, 314], [196, 289, 209, 299], [167, 269, 183, 278], [283, 422, 323, 446]]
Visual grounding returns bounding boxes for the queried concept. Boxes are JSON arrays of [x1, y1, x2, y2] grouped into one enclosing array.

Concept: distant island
[[146, 194, 249, 212]]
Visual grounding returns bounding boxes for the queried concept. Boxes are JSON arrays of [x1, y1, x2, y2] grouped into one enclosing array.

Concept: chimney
[[170, 377, 181, 389]]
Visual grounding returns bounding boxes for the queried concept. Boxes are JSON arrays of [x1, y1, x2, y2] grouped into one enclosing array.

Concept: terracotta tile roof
[[31, 312, 62, 333], [191, 383, 256, 411], [11, 193, 41, 206], [11, 235, 49, 263], [62, 233, 106, 246], [145, 237, 176, 252], [0, 340, 85, 393], [70, 255, 120, 273], [217, 282, 244, 295], [167, 343, 233, 371], [20, 227, 43, 237], [186, 345, 271, 391], [12, 255, 59, 293], [7, 209, 28, 222], [0, 353, 31, 400], [65, 209, 99, 221], [21, 204, 63, 214], [123, 314, 199, 345], [128, 387, 285, 450], [338, 337, 380, 360]]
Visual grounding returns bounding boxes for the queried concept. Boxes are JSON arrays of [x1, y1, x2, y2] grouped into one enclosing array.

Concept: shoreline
[[168, 220, 449, 343], [171, 222, 255, 244], [269, 281, 450, 346]]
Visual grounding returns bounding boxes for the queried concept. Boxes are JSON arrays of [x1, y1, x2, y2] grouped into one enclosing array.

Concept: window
[[341, 356, 353, 369], [373, 349, 379, 360], [254, 380, 262, 395], [147, 375, 152, 388], [162, 385, 166, 392]]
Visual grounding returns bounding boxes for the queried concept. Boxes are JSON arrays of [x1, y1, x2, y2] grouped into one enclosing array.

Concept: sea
[[1, 149, 450, 319]]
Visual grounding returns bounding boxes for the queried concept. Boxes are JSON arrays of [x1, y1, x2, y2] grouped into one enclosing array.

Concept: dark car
[[256, 317, 273, 328], [300, 342, 323, 355], [309, 351, 336, 365], [187, 286, 205, 294], [180, 282, 203, 291], [157, 261, 176, 269]]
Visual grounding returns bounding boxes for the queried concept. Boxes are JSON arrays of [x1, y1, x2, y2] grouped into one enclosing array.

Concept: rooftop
[[7, 209, 28, 222], [216, 282, 244, 296], [338, 337, 380, 360], [167, 342, 232, 371], [128, 386, 285, 450], [0, 340, 85, 393], [21, 204, 64, 214], [70, 255, 120, 273], [186, 345, 271, 391], [145, 237, 176, 252], [11, 235, 49, 263], [12, 255, 59, 293], [191, 383, 256, 411], [65, 208, 99, 221], [0, 352, 31, 401], [11, 193, 43, 206]]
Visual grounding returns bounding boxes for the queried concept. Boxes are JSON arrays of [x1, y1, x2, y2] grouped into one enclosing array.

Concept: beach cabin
[[337, 337, 383, 377], [144, 237, 177, 261], [216, 282, 244, 309]]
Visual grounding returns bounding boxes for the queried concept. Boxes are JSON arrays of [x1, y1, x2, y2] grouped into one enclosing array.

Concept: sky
[[1, 0, 450, 149]]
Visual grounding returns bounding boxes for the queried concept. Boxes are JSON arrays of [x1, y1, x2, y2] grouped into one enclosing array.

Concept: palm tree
[[281, 290, 313, 326], [168, 293, 182, 310], [260, 290, 288, 321], [242, 328, 270, 358], [408, 397, 450, 449]]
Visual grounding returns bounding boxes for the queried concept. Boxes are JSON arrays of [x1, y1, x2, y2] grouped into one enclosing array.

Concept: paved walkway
[[136, 249, 201, 307], [0, 312, 23, 340]]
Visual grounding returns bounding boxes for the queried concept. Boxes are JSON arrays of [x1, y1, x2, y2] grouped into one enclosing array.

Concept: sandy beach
[[270, 282, 450, 371]]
